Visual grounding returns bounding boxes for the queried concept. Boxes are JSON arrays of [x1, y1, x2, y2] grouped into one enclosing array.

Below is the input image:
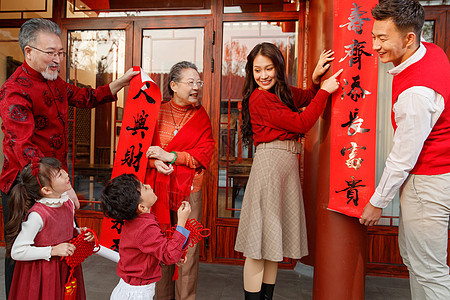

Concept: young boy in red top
[[100, 174, 191, 299]]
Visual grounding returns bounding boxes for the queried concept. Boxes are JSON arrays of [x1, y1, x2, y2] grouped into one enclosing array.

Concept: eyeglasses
[[177, 80, 204, 88], [28, 45, 66, 58]]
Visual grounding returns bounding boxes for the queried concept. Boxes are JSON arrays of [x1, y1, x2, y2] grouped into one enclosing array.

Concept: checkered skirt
[[234, 140, 308, 261]]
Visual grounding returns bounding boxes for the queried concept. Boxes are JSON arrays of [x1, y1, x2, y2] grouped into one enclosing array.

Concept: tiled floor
[[0, 247, 411, 299]]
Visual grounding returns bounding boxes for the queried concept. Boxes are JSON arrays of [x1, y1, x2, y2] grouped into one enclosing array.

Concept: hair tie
[[30, 157, 43, 188]]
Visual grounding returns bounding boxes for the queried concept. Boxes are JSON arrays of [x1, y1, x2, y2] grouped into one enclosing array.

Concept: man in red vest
[[0, 18, 138, 298], [360, 1, 450, 299]]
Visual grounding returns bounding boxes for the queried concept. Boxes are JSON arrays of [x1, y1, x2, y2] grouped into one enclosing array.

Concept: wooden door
[[133, 17, 214, 260], [424, 5, 450, 58], [208, 15, 307, 267]]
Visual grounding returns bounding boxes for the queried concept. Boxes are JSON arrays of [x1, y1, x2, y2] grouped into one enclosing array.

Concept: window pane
[[67, 30, 126, 210], [224, 0, 299, 13], [422, 20, 435, 43], [66, 0, 211, 18], [0, 29, 22, 84], [375, 60, 400, 226], [218, 21, 298, 218], [0, 0, 52, 19], [419, 0, 447, 5], [1, 0, 45, 11], [141, 28, 204, 102]]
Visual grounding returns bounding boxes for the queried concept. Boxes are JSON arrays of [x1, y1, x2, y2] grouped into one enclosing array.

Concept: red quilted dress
[[9, 200, 86, 300]]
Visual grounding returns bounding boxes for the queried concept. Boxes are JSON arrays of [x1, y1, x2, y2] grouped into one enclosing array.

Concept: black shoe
[[244, 290, 261, 300], [260, 283, 275, 300]]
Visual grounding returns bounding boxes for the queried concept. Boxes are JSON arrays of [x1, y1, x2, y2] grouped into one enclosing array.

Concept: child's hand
[[176, 201, 191, 227], [81, 227, 95, 243], [51, 242, 76, 257], [176, 256, 187, 266]]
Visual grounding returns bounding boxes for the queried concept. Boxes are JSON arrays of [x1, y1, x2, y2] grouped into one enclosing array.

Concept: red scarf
[[145, 106, 214, 228]]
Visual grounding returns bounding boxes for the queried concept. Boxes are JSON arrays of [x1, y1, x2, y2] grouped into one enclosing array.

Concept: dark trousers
[[1, 186, 16, 300]]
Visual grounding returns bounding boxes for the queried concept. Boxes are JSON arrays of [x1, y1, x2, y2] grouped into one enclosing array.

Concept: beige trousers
[[154, 191, 202, 300], [399, 173, 450, 300]]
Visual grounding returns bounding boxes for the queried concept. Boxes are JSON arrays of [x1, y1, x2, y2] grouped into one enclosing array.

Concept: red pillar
[[308, 98, 367, 300], [301, 1, 367, 299], [305, 100, 366, 300], [313, 191, 367, 299]]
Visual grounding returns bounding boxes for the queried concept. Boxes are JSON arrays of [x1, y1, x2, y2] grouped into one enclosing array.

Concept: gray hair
[[19, 18, 61, 54], [167, 61, 198, 96]]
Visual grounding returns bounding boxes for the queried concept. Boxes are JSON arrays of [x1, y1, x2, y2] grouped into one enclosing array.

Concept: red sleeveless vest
[[391, 42, 450, 175]]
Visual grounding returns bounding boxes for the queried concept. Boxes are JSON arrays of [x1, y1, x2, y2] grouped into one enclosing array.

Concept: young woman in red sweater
[[234, 42, 343, 299]]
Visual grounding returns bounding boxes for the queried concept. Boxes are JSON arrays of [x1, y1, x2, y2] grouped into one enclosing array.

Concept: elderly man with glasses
[[0, 18, 138, 299]]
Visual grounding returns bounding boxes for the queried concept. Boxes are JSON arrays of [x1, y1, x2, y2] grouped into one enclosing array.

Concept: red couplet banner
[[100, 67, 162, 249], [327, 1, 378, 218]]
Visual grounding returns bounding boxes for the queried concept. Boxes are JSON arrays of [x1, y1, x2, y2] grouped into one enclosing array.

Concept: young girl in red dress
[[5, 157, 94, 300]]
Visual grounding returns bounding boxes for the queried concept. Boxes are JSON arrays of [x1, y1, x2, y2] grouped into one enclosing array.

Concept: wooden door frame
[[60, 18, 134, 82], [424, 5, 450, 57], [57, 5, 315, 268], [132, 16, 215, 123], [60, 15, 216, 259], [133, 16, 215, 261], [208, 8, 308, 267], [60, 19, 134, 187]]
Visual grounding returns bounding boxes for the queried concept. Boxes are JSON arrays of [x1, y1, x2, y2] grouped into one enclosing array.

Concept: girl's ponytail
[[4, 156, 63, 257], [5, 180, 35, 257]]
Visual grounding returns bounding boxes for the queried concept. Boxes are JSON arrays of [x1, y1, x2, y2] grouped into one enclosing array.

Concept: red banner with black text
[[328, 0, 378, 218], [99, 67, 162, 249]]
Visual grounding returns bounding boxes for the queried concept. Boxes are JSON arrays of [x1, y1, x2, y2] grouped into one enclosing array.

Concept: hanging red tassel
[[165, 218, 211, 248], [64, 272, 77, 300], [165, 218, 211, 281], [184, 218, 211, 248], [171, 251, 188, 281], [172, 265, 179, 281]]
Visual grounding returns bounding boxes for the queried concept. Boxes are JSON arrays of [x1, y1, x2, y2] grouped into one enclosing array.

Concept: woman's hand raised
[[312, 50, 335, 85], [321, 68, 344, 94]]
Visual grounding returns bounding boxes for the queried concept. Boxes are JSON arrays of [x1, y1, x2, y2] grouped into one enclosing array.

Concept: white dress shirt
[[370, 43, 445, 208], [11, 193, 77, 261]]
